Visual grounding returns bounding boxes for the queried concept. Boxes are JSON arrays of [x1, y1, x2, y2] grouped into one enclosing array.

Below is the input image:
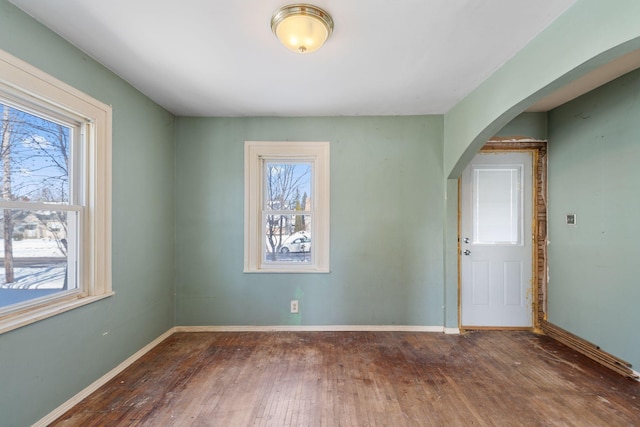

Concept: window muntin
[[0, 49, 112, 333], [263, 161, 312, 265], [0, 100, 84, 313], [245, 141, 329, 273]]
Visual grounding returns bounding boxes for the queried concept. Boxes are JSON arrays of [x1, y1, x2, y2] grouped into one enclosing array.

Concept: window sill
[[0, 292, 114, 335]]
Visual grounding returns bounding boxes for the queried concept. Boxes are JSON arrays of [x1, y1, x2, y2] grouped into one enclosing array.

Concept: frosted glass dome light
[[271, 4, 334, 54]]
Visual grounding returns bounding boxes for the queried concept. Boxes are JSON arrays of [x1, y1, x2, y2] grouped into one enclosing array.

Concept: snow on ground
[[0, 267, 66, 307], [0, 238, 66, 307], [0, 237, 65, 257], [0, 266, 65, 289]]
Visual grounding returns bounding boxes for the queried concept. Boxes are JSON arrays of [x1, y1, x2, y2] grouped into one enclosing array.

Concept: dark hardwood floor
[[50, 331, 640, 426]]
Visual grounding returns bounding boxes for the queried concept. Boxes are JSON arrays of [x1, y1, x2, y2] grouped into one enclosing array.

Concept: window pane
[[264, 215, 311, 264], [472, 166, 522, 244], [1, 103, 71, 204], [264, 162, 311, 211], [0, 208, 77, 310]]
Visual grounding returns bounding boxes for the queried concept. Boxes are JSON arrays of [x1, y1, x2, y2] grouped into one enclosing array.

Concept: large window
[[245, 141, 329, 273], [0, 50, 112, 333]]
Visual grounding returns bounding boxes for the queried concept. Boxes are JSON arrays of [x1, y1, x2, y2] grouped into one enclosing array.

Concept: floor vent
[[542, 321, 638, 380]]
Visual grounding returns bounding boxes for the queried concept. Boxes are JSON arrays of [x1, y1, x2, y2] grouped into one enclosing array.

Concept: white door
[[460, 151, 533, 327]]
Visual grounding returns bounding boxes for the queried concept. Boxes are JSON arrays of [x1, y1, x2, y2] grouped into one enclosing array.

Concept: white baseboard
[[444, 327, 461, 334], [174, 325, 450, 333], [33, 327, 176, 427]]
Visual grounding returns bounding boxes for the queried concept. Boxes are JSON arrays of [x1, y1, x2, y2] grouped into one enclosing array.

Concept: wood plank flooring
[[50, 331, 640, 426]]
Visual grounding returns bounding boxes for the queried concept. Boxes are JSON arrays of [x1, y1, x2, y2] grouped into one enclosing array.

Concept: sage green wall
[[0, 1, 176, 426], [547, 68, 640, 370], [175, 116, 445, 327], [493, 113, 547, 140]]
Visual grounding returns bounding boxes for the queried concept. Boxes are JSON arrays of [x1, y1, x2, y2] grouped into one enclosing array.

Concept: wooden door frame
[[458, 139, 547, 332]]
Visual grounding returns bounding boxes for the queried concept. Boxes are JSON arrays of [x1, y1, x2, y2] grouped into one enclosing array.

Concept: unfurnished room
[[0, 1, 639, 426]]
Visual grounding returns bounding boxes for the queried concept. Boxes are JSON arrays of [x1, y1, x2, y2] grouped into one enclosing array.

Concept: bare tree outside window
[[264, 162, 311, 262], [0, 102, 73, 309]]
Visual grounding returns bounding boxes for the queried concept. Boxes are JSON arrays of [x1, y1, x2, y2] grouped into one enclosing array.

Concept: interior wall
[[547, 67, 640, 370], [0, 1, 176, 426], [174, 116, 446, 327], [493, 113, 548, 140]]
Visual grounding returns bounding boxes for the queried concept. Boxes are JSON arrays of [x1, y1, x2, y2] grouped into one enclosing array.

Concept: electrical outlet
[[290, 300, 299, 314]]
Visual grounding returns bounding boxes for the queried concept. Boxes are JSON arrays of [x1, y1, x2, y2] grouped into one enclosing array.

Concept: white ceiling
[[10, 0, 580, 117]]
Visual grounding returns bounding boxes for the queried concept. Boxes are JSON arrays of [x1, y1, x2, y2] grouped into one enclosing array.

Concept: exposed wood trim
[[461, 326, 532, 332], [541, 321, 639, 381], [481, 140, 547, 152], [33, 328, 177, 427], [483, 140, 548, 330]]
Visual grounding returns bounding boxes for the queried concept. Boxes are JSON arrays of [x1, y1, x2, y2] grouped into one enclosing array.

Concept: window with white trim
[[245, 141, 329, 273], [0, 50, 112, 334]]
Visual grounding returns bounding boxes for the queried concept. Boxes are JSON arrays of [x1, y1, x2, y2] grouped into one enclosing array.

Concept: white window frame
[[245, 141, 330, 273], [0, 49, 112, 334]]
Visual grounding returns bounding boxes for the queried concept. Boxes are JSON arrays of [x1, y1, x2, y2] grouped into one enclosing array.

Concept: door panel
[[504, 261, 523, 306], [461, 152, 533, 327]]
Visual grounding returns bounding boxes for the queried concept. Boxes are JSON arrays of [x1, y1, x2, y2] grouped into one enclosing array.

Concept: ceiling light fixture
[[271, 4, 334, 54]]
